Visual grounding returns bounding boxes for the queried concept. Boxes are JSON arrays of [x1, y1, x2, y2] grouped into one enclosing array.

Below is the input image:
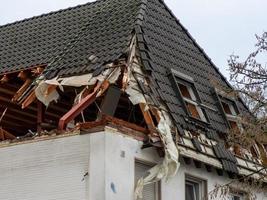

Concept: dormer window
[[219, 97, 242, 131], [177, 82, 207, 122], [169, 69, 209, 123]]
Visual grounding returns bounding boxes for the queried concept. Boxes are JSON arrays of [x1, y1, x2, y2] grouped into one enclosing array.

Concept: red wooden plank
[[58, 81, 109, 130]]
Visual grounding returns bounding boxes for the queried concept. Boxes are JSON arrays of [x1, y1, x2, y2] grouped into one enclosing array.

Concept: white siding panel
[[0, 135, 90, 200]]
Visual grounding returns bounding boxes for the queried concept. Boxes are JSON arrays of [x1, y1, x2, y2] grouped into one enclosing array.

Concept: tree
[[228, 32, 267, 145], [208, 32, 267, 200]]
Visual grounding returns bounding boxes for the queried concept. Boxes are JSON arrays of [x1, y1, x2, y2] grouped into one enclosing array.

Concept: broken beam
[[58, 81, 110, 130], [139, 103, 156, 132], [12, 78, 32, 102], [21, 89, 36, 109], [78, 114, 148, 133]]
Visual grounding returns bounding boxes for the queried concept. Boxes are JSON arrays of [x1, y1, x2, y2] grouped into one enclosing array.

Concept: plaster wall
[[0, 129, 265, 200]]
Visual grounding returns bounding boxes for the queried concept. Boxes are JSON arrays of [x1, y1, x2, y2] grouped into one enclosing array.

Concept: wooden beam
[[17, 71, 29, 81], [0, 64, 47, 77], [58, 81, 110, 130], [0, 128, 16, 140], [0, 94, 60, 120], [78, 114, 148, 134], [0, 75, 9, 84], [12, 78, 32, 102], [0, 86, 16, 95], [150, 107, 161, 122], [121, 67, 128, 91], [0, 112, 35, 126], [0, 128, 4, 140], [139, 103, 156, 131], [21, 89, 36, 109], [1, 120, 29, 128], [31, 67, 44, 75]]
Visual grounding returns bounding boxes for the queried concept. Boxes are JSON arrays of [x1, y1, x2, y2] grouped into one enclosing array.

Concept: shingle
[[0, 0, 250, 147], [213, 144, 238, 174], [0, 0, 140, 77], [191, 138, 202, 152], [134, 0, 247, 135]]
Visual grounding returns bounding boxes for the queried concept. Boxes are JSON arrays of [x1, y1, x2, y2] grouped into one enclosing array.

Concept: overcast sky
[[1, 0, 266, 79]]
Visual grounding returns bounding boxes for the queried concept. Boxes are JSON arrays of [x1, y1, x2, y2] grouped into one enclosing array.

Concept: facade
[[0, 0, 266, 200]]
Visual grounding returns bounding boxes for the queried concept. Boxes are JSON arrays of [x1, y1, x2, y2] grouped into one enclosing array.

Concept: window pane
[[234, 196, 241, 200], [186, 183, 196, 200], [229, 192, 244, 200], [186, 177, 206, 200], [186, 102, 201, 119], [230, 195, 241, 200], [222, 101, 232, 115], [178, 83, 192, 99]]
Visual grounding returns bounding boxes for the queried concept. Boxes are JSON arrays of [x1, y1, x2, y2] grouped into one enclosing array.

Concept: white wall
[[0, 128, 265, 200], [162, 160, 266, 200], [0, 134, 91, 200]]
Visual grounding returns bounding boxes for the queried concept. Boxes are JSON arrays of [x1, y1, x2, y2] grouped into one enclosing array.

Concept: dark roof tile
[[0, 0, 250, 141]]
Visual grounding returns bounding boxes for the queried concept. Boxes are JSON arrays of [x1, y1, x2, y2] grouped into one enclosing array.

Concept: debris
[[58, 80, 110, 130], [77, 114, 148, 135], [12, 79, 32, 102], [134, 112, 179, 199], [35, 81, 59, 107], [121, 43, 180, 199], [21, 89, 37, 109]]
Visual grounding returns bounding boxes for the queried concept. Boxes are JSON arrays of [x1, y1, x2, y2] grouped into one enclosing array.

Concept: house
[[0, 0, 266, 199]]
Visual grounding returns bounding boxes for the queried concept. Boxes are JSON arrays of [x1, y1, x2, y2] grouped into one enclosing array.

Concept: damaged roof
[[0, 0, 140, 76], [0, 0, 247, 134], [0, 0, 252, 172]]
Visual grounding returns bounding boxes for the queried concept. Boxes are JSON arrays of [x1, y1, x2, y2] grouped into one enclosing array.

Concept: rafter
[[12, 78, 32, 102], [58, 80, 110, 130]]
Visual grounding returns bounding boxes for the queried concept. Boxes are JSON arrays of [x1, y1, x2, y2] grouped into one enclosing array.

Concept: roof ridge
[[0, 0, 100, 29], [134, 0, 148, 27]]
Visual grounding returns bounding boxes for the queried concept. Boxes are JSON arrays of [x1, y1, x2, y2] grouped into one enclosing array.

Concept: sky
[[0, 0, 266, 80]]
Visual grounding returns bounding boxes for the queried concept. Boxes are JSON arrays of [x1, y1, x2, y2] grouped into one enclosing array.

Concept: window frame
[[228, 188, 247, 200], [185, 174, 207, 200], [169, 69, 210, 125], [212, 88, 242, 131], [220, 96, 243, 132], [134, 160, 161, 200], [229, 193, 244, 200]]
